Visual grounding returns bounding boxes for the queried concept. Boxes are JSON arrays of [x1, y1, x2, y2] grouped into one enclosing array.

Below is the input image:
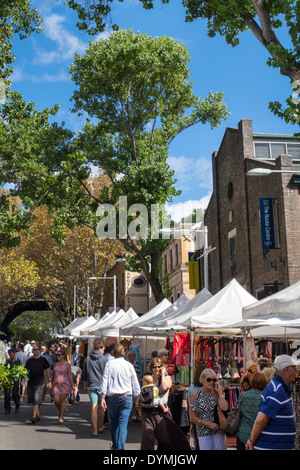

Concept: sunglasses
[[206, 378, 217, 383], [152, 366, 161, 369]]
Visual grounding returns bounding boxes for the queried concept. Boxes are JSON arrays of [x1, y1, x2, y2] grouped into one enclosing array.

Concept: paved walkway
[[0, 391, 142, 450], [0, 391, 237, 451]]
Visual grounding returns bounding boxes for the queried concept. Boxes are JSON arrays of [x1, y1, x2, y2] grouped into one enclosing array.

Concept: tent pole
[[242, 327, 246, 373], [144, 335, 147, 375], [190, 329, 194, 385]]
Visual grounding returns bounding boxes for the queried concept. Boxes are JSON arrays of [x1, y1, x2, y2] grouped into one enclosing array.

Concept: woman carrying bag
[[140, 357, 190, 450], [189, 368, 228, 450]]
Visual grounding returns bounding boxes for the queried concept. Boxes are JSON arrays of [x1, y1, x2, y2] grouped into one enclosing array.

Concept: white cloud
[[11, 66, 70, 83], [165, 194, 212, 223], [33, 14, 88, 64], [168, 154, 212, 191]]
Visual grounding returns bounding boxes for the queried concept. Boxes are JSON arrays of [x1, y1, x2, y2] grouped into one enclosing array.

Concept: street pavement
[[1, 390, 237, 453], [0, 390, 142, 451]]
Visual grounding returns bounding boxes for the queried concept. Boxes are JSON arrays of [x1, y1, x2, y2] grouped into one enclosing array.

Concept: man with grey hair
[[246, 354, 300, 450], [158, 348, 169, 365]]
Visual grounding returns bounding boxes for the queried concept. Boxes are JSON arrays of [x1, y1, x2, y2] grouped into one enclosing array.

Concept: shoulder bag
[[213, 390, 227, 431], [225, 397, 242, 436]]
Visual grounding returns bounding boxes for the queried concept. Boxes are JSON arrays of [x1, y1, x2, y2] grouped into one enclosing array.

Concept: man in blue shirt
[[246, 354, 300, 450]]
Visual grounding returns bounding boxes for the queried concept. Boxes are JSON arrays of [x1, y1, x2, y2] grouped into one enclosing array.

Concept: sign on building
[[259, 198, 275, 249], [188, 251, 200, 290]]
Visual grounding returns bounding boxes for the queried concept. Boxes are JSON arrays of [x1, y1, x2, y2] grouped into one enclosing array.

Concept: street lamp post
[[246, 168, 300, 176], [88, 275, 117, 313], [159, 223, 213, 384]]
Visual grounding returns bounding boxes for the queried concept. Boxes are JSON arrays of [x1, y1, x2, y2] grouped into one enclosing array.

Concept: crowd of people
[[2, 337, 300, 451]]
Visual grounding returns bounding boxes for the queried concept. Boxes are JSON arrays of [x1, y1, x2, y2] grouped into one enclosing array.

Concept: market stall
[[63, 315, 98, 337], [241, 280, 300, 327]]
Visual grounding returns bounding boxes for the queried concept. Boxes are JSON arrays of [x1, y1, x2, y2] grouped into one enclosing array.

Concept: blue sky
[[10, 0, 298, 222]]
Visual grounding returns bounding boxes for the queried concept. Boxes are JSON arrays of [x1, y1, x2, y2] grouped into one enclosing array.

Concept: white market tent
[[129, 289, 213, 337], [250, 325, 300, 338], [120, 295, 188, 337], [94, 307, 139, 338], [159, 279, 257, 331], [63, 316, 86, 334], [242, 280, 300, 327], [81, 309, 125, 335], [120, 298, 172, 337], [63, 315, 98, 338], [154, 289, 213, 327]]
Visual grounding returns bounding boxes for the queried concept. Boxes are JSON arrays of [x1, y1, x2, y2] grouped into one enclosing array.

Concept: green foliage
[[8, 311, 63, 344], [0, 364, 28, 392], [0, 0, 42, 85], [69, 29, 229, 301], [65, 0, 300, 126]]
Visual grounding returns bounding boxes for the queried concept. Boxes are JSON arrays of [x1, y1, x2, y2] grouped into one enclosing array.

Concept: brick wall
[[205, 119, 300, 297]]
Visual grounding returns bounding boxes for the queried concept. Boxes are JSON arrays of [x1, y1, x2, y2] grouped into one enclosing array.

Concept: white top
[[100, 357, 141, 397]]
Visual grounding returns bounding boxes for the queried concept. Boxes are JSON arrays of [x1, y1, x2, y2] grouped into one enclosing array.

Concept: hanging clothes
[[171, 334, 191, 366]]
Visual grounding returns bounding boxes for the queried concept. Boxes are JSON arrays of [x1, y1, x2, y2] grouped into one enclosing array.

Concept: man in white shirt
[[100, 343, 141, 450]]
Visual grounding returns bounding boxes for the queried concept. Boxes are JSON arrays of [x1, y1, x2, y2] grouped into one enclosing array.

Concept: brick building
[[160, 223, 198, 302], [102, 260, 149, 315], [204, 118, 300, 299]]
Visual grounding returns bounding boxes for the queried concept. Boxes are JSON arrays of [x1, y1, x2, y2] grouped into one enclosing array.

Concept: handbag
[[216, 405, 227, 431], [225, 402, 242, 436], [213, 390, 227, 431]]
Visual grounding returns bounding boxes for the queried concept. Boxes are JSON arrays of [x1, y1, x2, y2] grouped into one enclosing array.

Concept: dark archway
[[0, 299, 51, 340]]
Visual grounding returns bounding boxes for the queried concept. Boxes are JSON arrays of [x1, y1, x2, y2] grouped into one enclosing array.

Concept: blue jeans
[[106, 395, 133, 450]]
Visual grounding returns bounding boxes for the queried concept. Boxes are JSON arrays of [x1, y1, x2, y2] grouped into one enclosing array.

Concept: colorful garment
[[236, 389, 262, 444], [51, 361, 72, 395], [189, 389, 218, 437]]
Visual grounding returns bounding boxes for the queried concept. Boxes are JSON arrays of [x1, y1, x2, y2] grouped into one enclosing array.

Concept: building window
[[170, 249, 173, 271], [175, 244, 179, 267], [132, 276, 146, 287], [254, 141, 300, 160], [227, 181, 234, 200], [230, 237, 237, 274]]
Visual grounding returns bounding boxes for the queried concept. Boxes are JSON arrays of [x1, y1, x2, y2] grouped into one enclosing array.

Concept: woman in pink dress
[[51, 348, 74, 422]]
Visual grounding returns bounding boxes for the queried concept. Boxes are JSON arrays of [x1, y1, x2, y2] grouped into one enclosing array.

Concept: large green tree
[[0, 0, 42, 81], [69, 29, 229, 302], [66, 0, 300, 126]]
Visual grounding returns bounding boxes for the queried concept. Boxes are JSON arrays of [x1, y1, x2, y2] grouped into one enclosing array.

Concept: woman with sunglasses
[[140, 357, 190, 450], [189, 368, 228, 450], [51, 348, 74, 423]]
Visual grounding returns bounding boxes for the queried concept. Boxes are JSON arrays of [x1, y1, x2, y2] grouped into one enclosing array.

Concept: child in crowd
[[138, 374, 169, 413]]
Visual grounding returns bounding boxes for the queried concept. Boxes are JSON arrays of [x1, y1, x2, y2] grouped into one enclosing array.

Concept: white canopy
[[242, 281, 300, 327], [64, 316, 98, 338], [154, 289, 212, 326], [159, 279, 257, 330], [130, 289, 213, 336], [82, 309, 126, 335], [120, 297, 172, 337], [250, 325, 300, 338], [122, 294, 189, 336], [98, 307, 138, 337], [63, 316, 87, 333]]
